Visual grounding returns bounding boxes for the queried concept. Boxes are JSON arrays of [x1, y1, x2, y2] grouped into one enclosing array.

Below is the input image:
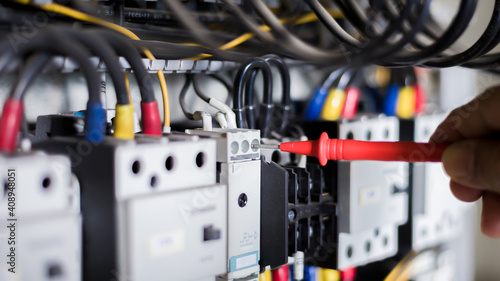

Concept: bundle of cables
[[155, 0, 500, 69], [0, 27, 163, 153], [7, 0, 500, 70]]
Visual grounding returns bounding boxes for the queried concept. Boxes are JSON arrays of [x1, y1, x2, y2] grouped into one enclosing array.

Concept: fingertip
[[450, 180, 483, 202], [481, 192, 500, 238], [442, 142, 474, 180]]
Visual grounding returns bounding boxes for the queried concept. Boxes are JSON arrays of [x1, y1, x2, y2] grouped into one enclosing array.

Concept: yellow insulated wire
[[33, 2, 156, 60], [384, 250, 417, 281], [124, 73, 134, 111], [11, 1, 171, 130], [157, 70, 170, 127]]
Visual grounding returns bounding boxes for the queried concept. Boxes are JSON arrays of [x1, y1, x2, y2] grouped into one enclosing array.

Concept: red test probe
[[257, 132, 449, 166]]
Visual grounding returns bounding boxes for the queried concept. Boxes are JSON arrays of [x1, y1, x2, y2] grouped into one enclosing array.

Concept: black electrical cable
[[244, 57, 291, 107], [335, 0, 369, 34], [304, 0, 365, 49], [0, 31, 101, 104], [131, 39, 267, 61], [219, 0, 276, 45], [179, 74, 194, 120], [424, 0, 500, 67], [223, 0, 347, 64], [342, 0, 422, 66], [193, 74, 233, 107], [59, 28, 129, 105], [368, 0, 430, 66], [340, 0, 429, 64], [159, 0, 233, 61], [264, 55, 292, 136], [391, 0, 478, 65], [462, 53, 500, 69], [124, 22, 259, 47], [210, 74, 233, 105], [10, 53, 51, 100], [233, 58, 273, 133], [244, 69, 259, 129], [471, 13, 500, 57], [192, 75, 210, 103], [248, 0, 348, 64], [91, 29, 156, 103], [337, 0, 443, 54]]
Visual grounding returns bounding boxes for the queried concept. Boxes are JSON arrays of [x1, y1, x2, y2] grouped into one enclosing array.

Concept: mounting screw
[[238, 193, 248, 207], [288, 209, 295, 221]]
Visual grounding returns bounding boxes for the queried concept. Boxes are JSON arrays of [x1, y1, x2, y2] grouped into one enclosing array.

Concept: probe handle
[[280, 132, 449, 166]]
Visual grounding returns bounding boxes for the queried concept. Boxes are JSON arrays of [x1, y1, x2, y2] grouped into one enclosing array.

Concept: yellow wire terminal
[[260, 269, 272, 281], [320, 88, 346, 121], [396, 86, 416, 119], [114, 104, 135, 140], [320, 268, 340, 281]]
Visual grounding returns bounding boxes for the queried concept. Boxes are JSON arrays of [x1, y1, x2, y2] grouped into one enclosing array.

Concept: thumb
[[442, 139, 500, 193]]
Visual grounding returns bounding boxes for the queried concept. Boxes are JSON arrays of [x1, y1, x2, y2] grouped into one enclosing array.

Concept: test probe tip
[[252, 143, 280, 150]]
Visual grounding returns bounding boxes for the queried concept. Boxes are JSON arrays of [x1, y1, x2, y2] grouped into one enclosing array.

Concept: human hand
[[431, 87, 500, 238]]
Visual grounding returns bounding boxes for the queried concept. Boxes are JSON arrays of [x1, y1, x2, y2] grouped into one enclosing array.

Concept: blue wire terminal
[[383, 84, 399, 116], [304, 266, 317, 281], [84, 102, 106, 143], [304, 87, 329, 120]]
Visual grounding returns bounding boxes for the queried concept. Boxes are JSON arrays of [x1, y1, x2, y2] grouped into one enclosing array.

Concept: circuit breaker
[[187, 129, 261, 281], [0, 152, 81, 281], [337, 116, 408, 269], [35, 135, 227, 281]]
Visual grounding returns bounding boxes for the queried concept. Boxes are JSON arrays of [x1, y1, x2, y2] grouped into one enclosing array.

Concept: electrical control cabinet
[[0, 152, 81, 281], [34, 135, 227, 281], [187, 129, 261, 281], [337, 116, 408, 269]]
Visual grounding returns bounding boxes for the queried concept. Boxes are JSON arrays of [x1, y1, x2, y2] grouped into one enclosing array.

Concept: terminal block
[[187, 129, 261, 281], [0, 152, 81, 281], [35, 135, 227, 281], [260, 159, 337, 271]]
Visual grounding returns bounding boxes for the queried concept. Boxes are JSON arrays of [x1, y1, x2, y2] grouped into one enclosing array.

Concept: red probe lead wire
[[280, 132, 449, 166]]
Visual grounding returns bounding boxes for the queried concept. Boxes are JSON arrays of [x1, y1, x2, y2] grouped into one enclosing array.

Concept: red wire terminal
[[0, 98, 23, 152], [280, 132, 448, 166], [272, 264, 290, 281], [141, 101, 162, 136], [340, 267, 356, 281]]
